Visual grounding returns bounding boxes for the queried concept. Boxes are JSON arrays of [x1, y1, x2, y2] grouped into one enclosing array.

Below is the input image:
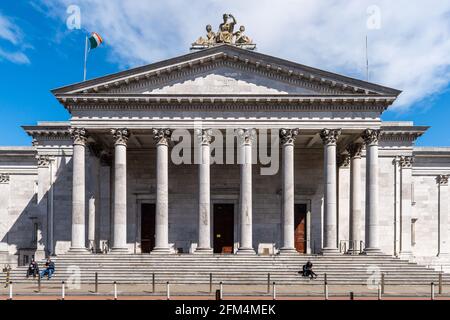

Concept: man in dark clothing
[[301, 261, 318, 280], [40, 258, 55, 280], [26, 259, 39, 278]]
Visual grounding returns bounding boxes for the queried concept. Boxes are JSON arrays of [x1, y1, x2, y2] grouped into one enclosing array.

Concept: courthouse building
[[0, 27, 449, 269]]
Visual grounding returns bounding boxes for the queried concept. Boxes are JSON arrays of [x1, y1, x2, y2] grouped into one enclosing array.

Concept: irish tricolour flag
[[88, 32, 103, 49]]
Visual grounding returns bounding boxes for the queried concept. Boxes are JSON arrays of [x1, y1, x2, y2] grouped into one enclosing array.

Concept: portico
[[64, 123, 384, 256], [27, 43, 414, 258]]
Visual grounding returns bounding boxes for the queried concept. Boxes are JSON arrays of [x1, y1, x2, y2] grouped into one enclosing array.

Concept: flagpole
[[83, 35, 88, 81]]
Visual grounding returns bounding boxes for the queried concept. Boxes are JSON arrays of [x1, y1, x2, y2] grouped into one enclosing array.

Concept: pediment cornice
[[52, 45, 401, 99]]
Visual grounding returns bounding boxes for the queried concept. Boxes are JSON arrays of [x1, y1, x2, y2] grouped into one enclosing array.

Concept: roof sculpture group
[[191, 14, 256, 50]]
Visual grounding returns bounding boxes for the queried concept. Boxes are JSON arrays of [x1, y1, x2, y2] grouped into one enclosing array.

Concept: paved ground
[[0, 281, 448, 300]]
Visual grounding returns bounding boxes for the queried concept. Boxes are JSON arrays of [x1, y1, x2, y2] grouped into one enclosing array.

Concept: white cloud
[[0, 13, 30, 64], [48, 0, 450, 111]]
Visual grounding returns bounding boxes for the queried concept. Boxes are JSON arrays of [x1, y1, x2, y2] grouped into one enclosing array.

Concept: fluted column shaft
[[363, 129, 381, 254], [152, 129, 172, 254], [438, 175, 450, 257], [111, 129, 129, 253], [69, 128, 88, 253], [196, 129, 213, 253], [320, 129, 341, 254], [237, 129, 256, 254], [347, 144, 363, 253], [280, 129, 299, 254]]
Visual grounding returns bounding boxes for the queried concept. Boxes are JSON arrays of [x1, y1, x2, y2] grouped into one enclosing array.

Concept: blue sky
[[0, 0, 449, 147]]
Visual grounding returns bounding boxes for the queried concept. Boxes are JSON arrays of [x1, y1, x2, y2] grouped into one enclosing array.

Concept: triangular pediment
[[52, 44, 401, 98]]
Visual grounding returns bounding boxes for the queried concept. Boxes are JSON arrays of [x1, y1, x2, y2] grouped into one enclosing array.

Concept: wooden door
[[213, 204, 234, 254], [294, 204, 307, 253], [141, 203, 156, 253]]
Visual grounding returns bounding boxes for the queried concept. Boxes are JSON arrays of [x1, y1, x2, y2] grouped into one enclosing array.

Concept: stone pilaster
[[279, 129, 299, 254], [437, 175, 450, 258], [362, 129, 382, 255], [399, 156, 414, 260], [195, 129, 213, 254], [152, 129, 173, 254], [347, 143, 363, 253], [236, 128, 256, 254], [68, 128, 89, 253], [320, 129, 341, 255], [111, 128, 130, 253], [36, 155, 52, 259]]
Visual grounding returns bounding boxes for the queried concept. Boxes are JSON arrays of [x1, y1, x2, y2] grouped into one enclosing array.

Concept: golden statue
[[216, 13, 237, 44], [234, 25, 252, 44], [192, 24, 216, 46]]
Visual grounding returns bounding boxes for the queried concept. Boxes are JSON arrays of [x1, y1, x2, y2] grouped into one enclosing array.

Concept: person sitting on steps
[[300, 260, 318, 280], [26, 258, 39, 279], [39, 258, 55, 280]]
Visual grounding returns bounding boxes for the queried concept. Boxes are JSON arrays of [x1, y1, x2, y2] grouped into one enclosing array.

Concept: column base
[[194, 248, 213, 254], [399, 251, 414, 261], [279, 248, 299, 255], [362, 247, 383, 256], [236, 247, 256, 255], [320, 248, 341, 256], [346, 249, 361, 255], [151, 247, 172, 255], [68, 247, 90, 254], [110, 247, 129, 254]]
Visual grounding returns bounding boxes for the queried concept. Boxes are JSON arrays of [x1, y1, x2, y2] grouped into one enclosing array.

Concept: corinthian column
[[195, 129, 213, 254], [399, 156, 414, 259], [362, 129, 382, 254], [347, 143, 363, 253], [152, 129, 173, 254], [320, 129, 341, 255], [69, 128, 89, 253], [111, 129, 129, 253], [236, 128, 256, 255], [279, 129, 299, 254], [437, 175, 450, 258]]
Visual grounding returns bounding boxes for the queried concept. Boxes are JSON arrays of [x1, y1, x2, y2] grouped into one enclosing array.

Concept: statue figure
[[234, 25, 252, 44], [216, 13, 237, 44], [190, 14, 255, 50], [192, 24, 216, 46]]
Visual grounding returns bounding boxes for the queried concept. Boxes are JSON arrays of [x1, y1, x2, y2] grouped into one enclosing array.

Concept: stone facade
[[0, 45, 449, 268]]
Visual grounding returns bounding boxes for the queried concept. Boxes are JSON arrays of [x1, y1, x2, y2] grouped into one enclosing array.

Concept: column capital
[[0, 173, 10, 184], [337, 153, 350, 168], [320, 129, 341, 146], [362, 129, 380, 146], [236, 128, 256, 146], [280, 128, 299, 145], [399, 156, 414, 169], [195, 128, 213, 145], [69, 128, 88, 146], [437, 175, 449, 186], [36, 155, 51, 168], [346, 143, 363, 159], [153, 128, 172, 146], [111, 128, 130, 146]]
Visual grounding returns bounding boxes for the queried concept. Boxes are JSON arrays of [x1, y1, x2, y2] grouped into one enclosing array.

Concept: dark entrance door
[[141, 203, 156, 253], [213, 204, 234, 254], [294, 204, 307, 253]]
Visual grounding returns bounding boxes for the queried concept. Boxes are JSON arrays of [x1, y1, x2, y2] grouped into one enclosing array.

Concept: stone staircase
[[4, 254, 449, 286]]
